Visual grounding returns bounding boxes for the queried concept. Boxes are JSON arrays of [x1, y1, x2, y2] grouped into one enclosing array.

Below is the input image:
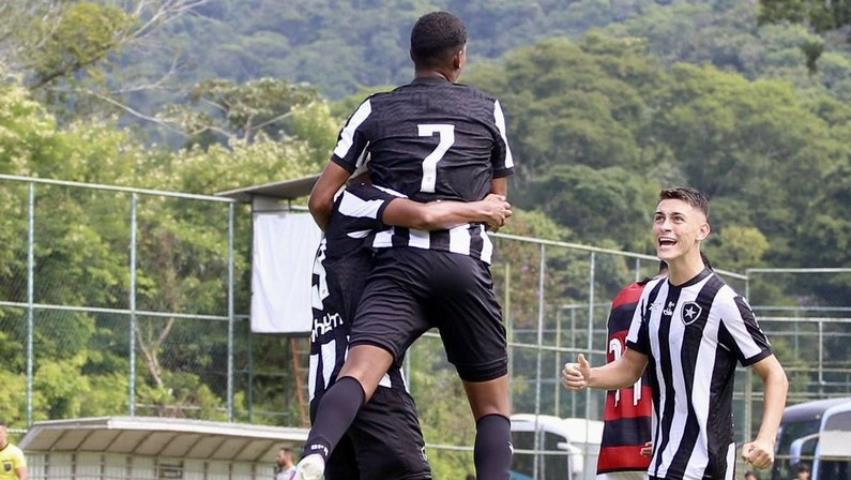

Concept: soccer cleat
[[294, 453, 325, 480]]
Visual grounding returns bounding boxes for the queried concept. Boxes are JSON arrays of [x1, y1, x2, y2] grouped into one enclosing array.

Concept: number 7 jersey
[[332, 76, 513, 204], [330, 76, 514, 263]]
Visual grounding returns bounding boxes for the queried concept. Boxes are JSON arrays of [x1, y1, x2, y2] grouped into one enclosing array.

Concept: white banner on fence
[[251, 212, 322, 334]]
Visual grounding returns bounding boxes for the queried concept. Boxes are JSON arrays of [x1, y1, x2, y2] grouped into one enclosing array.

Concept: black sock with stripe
[[302, 376, 366, 463]]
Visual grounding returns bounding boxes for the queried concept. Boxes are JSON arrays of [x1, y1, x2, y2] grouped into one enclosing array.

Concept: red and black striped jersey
[[597, 281, 655, 477]]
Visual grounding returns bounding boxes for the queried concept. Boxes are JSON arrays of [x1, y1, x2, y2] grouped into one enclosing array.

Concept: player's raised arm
[[308, 161, 350, 230], [562, 350, 648, 391], [309, 95, 374, 230]]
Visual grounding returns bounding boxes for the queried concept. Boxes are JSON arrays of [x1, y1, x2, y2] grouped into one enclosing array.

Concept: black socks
[[474, 414, 513, 480], [302, 376, 366, 463]]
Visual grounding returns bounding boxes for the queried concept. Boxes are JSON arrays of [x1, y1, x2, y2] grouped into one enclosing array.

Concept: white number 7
[[418, 124, 455, 193]]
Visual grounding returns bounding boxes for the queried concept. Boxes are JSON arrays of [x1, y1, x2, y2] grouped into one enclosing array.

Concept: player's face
[[653, 199, 709, 262], [0, 425, 6, 446]]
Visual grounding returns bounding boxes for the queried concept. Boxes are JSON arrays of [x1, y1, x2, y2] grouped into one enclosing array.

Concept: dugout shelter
[[19, 416, 308, 479]]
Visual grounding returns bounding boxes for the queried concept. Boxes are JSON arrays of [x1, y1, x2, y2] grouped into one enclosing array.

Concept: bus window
[[511, 431, 536, 478], [824, 412, 851, 431], [773, 420, 821, 480], [543, 432, 569, 480], [819, 460, 850, 479], [510, 430, 572, 480]]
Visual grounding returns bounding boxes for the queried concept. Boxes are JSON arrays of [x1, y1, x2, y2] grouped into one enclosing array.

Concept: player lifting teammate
[[309, 179, 510, 479], [298, 11, 515, 480]]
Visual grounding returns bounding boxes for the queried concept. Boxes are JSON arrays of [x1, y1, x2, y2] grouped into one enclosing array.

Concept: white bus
[[772, 397, 851, 480], [510, 414, 603, 480]]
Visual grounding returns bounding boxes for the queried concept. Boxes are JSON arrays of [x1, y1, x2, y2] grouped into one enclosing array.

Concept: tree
[[157, 79, 321, 144], [471, 36, 667, 179], [516, 164, 659, 252], [759, 0, 851, 35], [0, 69, 330, 424]]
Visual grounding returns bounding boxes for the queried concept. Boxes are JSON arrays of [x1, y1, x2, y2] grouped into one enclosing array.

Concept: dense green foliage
[[1, 0, 850, 477]]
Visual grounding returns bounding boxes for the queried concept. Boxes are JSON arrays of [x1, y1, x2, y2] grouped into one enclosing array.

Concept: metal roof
[[216, 175, 319, 202], [20, 417, 308, 463], [783, 397, 851, 423]]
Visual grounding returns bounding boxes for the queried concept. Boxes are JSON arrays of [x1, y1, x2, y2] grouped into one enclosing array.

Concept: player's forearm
[[415, 201, 493, 230], [754, 362, 788, 445], [588, 356, 644, 390], [308, 195, 333, 230], [308, 161, 351, 230], [16, 467, 27, 480], [491, 177, 508, 196]]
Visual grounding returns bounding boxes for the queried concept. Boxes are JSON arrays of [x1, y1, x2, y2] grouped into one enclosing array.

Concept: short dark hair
[[796, 463, 811, 473], [410, 12, 467, 69], [659, 187, 710, 220]]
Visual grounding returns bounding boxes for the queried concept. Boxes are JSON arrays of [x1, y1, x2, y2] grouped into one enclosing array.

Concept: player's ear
[[454, 45, 466, 71], [697, 222, 710, 242]]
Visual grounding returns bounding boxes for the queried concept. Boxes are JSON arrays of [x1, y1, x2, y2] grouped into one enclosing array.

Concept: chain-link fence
[[2, 174, 849, 479]]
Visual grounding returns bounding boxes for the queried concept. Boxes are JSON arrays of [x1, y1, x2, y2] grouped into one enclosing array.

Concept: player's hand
[[640, 441, 653, 457], [480, 194, 512, 230], [741, 438, 774, 469], [561, 354, 591, 390]]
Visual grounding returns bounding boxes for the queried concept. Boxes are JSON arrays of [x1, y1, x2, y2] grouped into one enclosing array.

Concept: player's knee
[[336, 371, 377, 401], [472, 401, 510, 420]]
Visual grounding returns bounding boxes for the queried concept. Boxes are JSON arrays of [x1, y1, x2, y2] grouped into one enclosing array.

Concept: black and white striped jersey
[[331, 76, 513, 264], [309, 182, 406, 413], [626, 268, 773, 480]]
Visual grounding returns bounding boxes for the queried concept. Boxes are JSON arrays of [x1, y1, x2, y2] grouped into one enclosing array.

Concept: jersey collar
[[411, 75, 452, 86], [668, 267, 712, 289]]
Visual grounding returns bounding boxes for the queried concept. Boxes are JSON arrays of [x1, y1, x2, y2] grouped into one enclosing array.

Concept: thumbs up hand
[[561, 353, 592, 390]]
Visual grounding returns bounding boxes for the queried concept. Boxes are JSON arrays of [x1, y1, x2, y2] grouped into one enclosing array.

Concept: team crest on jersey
[[681, 301, 702, 325]]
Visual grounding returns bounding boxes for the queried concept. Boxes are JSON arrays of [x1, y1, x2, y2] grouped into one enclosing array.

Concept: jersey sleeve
[[331, 99, 373, 173], [719, 295, 772, 366], [336, 182, 403, 230], [12, 446, 26, 468], [625, 289, 651, 356], [491, 99, 515, 178]]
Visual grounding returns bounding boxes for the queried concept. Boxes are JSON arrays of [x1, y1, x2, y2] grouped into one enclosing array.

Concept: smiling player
[[563, 187, 788, 480]]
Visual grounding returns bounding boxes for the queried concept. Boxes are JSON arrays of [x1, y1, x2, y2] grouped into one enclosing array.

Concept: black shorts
[[324, 387, 431, 480], [350, 247, 507, 382]]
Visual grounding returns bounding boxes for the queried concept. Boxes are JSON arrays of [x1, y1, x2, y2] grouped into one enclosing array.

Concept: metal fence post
[[818, 319, 824, 398], [585, 252, 596, 473], [129, 193, 137, 416], [248, 333, 254, 423], [570, 307, 576, 418], [26, 183, 35, 427], [505, 263, 513, 410], [533, 244, 546, 480], [227, 203, 235, 421], [555, 308, 562, 418]]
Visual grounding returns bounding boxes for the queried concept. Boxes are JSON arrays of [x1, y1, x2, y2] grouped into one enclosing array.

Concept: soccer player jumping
[[563, 187, 788, 480], [298, 11, 515, 480]]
